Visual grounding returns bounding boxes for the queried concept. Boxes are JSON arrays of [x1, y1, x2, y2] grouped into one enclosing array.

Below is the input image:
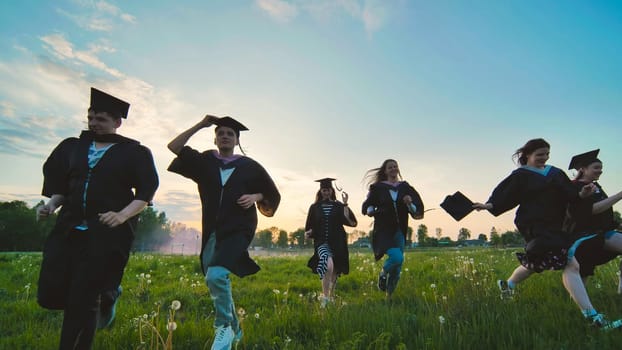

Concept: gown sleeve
[[167, 146, 204, 181], [250, 162, 281, 217], [41, 138, 77, 197], [487, 171, 522, 217], [131, 145, 159, 202], [404, 183, 425, 219]]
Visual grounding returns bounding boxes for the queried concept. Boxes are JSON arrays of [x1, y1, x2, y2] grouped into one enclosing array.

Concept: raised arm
[[593, 191, 622, 214], [167, 114, 219, 155]]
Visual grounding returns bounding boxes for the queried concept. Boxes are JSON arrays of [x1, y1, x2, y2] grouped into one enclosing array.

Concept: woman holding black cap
[[473, 138, 622, 330], [362, 159, 424, 298], [567, 149, 622, 292], [305, 178, 357, 307], [167, 114, 281, 350]]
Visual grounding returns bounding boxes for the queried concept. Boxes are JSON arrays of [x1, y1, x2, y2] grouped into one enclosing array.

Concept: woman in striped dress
[[305, 178, 357, 307]]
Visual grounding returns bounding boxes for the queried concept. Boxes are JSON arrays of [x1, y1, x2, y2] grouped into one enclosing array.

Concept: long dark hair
[[512, 138, 550, 166], [314, 188, 336, 203], [364, 159, 402, 189]]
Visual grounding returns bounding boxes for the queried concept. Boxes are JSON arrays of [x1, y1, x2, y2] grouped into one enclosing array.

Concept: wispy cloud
[[256, 0, 299, 22], [257, 0, 395, 35], [57, 0, 136, 32]]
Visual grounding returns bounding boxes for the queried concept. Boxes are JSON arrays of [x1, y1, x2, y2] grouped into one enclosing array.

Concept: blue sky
[[1, 0, 621, 239]]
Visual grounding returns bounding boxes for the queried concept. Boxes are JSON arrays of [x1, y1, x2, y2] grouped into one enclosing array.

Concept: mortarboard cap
[[568, 149, 600, 170], [315, 178, 336, 189], [440, 191, 474, 221], [214, 116, 248, 137], [89, 87, 130, 119]]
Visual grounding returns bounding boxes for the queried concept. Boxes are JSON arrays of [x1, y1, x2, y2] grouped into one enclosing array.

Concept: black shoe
[[97, 286, 122, 330], [378, 273, 387, 292]]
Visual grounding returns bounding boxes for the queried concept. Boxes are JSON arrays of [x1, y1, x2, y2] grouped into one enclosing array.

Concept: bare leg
[[507, 265, 534, 286], [562, 257, 594, 311], [322, 257, 334, 298]]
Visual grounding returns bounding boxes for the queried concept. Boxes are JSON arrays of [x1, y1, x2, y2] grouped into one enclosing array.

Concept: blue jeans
[[383, 232, 405, 294], [202, 233, 239, 331]]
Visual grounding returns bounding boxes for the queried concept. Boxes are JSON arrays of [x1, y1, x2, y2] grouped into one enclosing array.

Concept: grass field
[[1, 248, 621, 349]]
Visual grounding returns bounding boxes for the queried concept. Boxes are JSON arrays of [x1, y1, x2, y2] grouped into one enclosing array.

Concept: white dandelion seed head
[[273, 289, 280, 294], [430, 284, 437, 289], [254, 313, 260, 319], [171, 300, 181, 310], [167, 322, 177, 331], [145, 274, 151, 279], [439, 315, 446, 324]]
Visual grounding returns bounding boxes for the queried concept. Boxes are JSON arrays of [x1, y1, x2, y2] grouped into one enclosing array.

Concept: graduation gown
[[361, 181, 424, 261], [305, 200, 357, 275], [487, 166, 588, 243], [569, 180, 619, 276], [168, 146, 280, 277], [38, 130, 159, 309]]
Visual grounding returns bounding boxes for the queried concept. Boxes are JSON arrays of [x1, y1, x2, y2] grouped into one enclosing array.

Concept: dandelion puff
[[171, 300, 181, 311], [147, 280, 152, 284], [430, 284, 437, 289], [167, 322, 177, 331], [145, 274, 151, 279], [254, 313, 260, 319], [273, 289, 280, 294], [439, 315, 446, 325]]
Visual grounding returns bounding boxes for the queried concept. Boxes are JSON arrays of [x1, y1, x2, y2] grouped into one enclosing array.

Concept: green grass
[[1, 249, 621, 349]]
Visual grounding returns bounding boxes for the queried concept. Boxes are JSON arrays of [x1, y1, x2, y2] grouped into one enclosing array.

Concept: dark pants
[[39, 227, 131, 349]]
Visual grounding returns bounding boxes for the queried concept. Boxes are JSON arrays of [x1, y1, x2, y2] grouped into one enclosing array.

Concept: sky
[[1, 0, 621, 240]]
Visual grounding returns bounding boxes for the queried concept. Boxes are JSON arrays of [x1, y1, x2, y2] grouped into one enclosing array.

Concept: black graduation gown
[[37, 130, 159, 309], [305, 200, 357, 276], [569, 180, 619, 276], [361, 181, 424, 261], [167, 146, 280, 277], [486, 166, 589, 253]]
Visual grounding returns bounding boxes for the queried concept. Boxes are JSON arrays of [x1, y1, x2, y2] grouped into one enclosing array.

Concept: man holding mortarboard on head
[[167, 114, 280, 350], [36, 87, 159, 349], [305, 177, 357, 307]]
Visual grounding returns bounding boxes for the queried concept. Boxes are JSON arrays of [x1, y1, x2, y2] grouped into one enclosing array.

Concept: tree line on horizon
[[1, 200, 619, 252]]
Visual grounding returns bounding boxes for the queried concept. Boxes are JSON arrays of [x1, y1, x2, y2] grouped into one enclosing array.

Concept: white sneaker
[[211, 325, 234, 350]]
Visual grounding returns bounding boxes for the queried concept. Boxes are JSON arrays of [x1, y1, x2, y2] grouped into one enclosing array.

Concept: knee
[[206, 267, 228, 286], [565, 257, 581, 273]]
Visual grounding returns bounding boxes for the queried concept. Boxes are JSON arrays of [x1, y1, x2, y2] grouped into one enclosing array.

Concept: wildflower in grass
[[439, 316, 446, 325], [273, 289, 280, 294], [430, 283, 436, 289], [167, 322, 177, 331], [255, 313, 260, 319], [171, 300, 181, 311]]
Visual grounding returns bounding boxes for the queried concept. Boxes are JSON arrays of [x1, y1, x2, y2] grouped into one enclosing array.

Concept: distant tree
[[0, 200, 55, 251], [490, 227, 501, 247], [425, 237, 439, 246], [417, 224, 428, 246], [276, 230, 288, 248], [457, 227, 471, 241], [501, 230, 524, 246], [477, 233, 487, 241], [253, 229, 273, 248], [349, 229, 367, 244], [134, 207, 172, 251], [435, 227, 442, 239], [405, 226, 414, 246]]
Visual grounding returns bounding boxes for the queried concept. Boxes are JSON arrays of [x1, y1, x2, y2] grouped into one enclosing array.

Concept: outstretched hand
[[472, 202, 492, 211]]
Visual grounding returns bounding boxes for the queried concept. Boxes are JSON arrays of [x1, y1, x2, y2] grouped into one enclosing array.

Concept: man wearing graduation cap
[[305, 177, 357, 306], [167, 114, 280, 350], [36, 87, 159, 349]]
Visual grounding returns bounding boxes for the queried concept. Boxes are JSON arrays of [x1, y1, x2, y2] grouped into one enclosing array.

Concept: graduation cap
[[315, 178, 336, 189], [440, 191, 474, 221], [214, 116, 248, 137], [89, 87, 130, 119], [568, 149, 600, 170]]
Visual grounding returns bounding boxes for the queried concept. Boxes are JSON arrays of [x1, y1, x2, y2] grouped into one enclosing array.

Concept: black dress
[[168, 146, 280, 277], [486, 165, 589, 272], [569, 180, 619, 277], [361, 181, 424, 261], [305, 200, 357, 276]]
